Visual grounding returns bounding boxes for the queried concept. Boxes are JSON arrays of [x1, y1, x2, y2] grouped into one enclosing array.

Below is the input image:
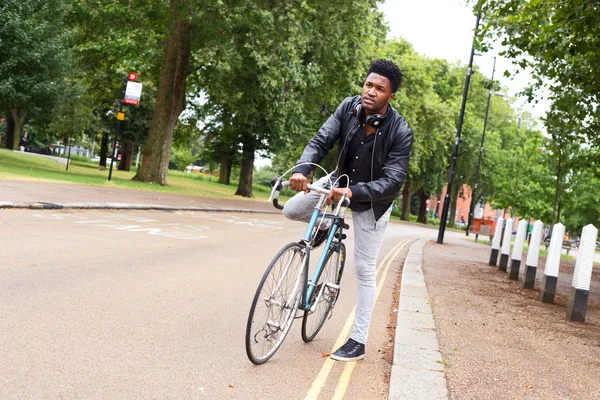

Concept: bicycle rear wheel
[[301, 242, 346, 343], [246, 242, 306, 364]]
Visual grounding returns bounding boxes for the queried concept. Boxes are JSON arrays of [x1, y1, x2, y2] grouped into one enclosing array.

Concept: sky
[[380, 0, 550, 121]]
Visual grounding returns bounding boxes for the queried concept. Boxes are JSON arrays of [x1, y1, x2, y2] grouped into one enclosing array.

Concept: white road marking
[[304, 239, 411, 400], [32, 214, 65, 220], [31, 211, 280, 240]]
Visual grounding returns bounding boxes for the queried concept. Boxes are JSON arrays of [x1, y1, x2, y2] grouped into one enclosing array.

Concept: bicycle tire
[[301, 242, 346, 343], [246, 242, 306, 364]]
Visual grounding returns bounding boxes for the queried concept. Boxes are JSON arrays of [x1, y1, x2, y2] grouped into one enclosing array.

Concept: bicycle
[[245, 170, 350, 365]]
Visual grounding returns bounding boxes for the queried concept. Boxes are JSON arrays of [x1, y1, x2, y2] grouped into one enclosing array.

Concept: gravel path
[[422, 236, 600, 400]]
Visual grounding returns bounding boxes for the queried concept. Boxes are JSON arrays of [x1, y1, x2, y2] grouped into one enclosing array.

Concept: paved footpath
[[1, 179, 449, 399]]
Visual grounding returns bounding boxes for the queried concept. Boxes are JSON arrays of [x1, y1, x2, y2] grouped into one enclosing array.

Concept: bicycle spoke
[[246, 243, 306, 364]]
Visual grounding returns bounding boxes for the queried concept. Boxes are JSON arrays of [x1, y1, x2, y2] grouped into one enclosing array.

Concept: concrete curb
[[0, 201, 280, 214], [389, 239, 448, 400]]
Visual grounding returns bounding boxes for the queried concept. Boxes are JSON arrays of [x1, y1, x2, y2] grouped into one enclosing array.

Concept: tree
[[479, 0, 600, 149], [195, 0, 387, 197], [472, 0, 600, 228], [132, 0, 191, 184], [71, 0, 166, 170], [48, 81, 98, 161], [484, 114, 552, 221], [563, 165, 600, 234], [170, 146, 201, 173], [374, 40, 456, 223], [169, 114, 204, 173], [0, 0, 71, 149]]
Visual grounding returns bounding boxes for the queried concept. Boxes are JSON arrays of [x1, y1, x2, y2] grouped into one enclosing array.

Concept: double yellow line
[[304, 238, 413, 400]]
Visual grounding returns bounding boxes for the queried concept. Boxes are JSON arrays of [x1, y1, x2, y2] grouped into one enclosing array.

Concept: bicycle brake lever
[[268, 176, 282, 202], [269, 176, 285, 210]]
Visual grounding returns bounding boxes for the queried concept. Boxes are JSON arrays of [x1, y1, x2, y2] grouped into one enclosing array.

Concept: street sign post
[[108, 72, 142, 181]]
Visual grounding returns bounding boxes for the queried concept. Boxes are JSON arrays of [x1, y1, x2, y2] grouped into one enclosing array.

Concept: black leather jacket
[[294, 95, 413, 221]]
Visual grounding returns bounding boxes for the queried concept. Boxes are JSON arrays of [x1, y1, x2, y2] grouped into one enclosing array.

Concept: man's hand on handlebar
[[290, 172, 309, 192], [328, 187, 352, 204]]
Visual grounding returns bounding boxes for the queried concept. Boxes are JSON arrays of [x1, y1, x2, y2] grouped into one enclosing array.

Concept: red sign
[[471, 218, 496, 236], [127, 72, 137, 81]]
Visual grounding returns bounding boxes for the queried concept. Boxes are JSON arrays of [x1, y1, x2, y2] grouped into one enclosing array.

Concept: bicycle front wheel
[[246, 242, 306, 364], [301, 242, 346, 343]]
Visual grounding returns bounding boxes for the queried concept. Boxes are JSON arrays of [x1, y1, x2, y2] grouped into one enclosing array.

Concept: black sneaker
[[330, 338, 365, 361], [312, 227, 331, 248]]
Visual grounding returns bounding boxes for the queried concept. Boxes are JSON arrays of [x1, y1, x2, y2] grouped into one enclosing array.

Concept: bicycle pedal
[[335, 232, 346, 240], [342, 222, 350, 230]]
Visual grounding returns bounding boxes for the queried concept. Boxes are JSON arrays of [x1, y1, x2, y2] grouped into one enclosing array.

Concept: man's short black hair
[[366, 59, 403, 93]]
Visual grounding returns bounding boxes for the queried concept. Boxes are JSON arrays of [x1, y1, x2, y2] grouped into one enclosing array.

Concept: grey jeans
[[283, 175, 391, 345]]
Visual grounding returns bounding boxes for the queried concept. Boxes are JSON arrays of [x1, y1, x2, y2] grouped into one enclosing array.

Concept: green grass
[[0, 150, 282, 201]]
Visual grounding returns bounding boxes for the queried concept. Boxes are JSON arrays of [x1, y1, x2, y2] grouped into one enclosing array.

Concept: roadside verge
[[0, 201, 279, 214], [389, 239, 448, 400]]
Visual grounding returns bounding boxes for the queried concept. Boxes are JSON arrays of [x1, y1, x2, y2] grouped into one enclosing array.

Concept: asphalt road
[[0, 209, 431, 399]]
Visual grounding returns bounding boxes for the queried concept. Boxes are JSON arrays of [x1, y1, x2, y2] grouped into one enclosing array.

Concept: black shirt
[[339, 122, 375, 212]]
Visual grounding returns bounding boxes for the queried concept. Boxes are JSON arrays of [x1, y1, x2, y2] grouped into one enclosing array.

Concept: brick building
[[430, 184, 502, 225]]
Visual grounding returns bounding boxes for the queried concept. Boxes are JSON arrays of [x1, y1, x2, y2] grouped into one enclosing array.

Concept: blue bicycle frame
[[268, 178, 349, 312], [300, 206, 346, 311]]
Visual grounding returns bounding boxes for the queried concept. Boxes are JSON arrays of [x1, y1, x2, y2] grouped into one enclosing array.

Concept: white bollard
[[540, 223, 565, 303], [567, 224, 598, 322], [499, 218, 514, 272], [509, 219, 527, 280], [522, 220, 543, 289], [489, 216, 504, 266]]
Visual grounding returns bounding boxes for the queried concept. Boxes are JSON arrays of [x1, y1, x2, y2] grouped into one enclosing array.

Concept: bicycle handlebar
[[269, 177, 346, 210]]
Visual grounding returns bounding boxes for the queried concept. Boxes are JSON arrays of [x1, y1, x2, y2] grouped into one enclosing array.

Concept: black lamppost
[[108, 99, 124, 182], [466, 56, 503, 236], [437, 13, 481, 244]]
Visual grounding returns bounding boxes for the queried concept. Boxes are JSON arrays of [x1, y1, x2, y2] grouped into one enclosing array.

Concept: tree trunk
[[400, 176, 412, 221], [10, 109, 27, 150], [99, 132, 109, 169], [90, 137, 96, 158], [219, 153, 231, 185], [118, 141, 134, 171], [4, 111, 15, 149], [132, 0, 191, 186], [235, 140, 255, 197], [416, 186, 428, 224]]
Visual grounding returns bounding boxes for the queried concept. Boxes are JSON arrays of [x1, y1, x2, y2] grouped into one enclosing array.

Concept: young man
[[283, 59, 413, 361]]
